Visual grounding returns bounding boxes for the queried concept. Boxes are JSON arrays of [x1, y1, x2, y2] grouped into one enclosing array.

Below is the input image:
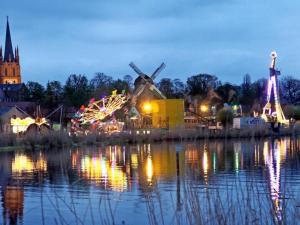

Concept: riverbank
[[1, 124, 300, 150]]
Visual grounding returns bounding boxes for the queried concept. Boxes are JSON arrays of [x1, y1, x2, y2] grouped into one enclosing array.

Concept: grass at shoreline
[[0, 124, 299, 150]]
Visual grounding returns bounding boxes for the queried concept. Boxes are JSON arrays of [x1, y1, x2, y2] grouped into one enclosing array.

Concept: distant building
[[0, 106, 27, 133], [0, 18, 27, 104], [0, 17, 21, 84]]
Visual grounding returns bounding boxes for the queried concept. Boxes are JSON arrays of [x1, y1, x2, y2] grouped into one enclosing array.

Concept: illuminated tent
[[0, 106, 27, 133]]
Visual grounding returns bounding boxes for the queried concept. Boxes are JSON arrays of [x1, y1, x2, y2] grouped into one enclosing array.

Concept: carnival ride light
[[80, 92, 128, 124], [262, 51, 288, 125], [71, 91, 128, 134]]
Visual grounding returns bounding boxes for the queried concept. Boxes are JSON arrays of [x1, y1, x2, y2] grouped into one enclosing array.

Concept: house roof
[[0, 107, 12, 116], [0, 106, 27, 122], [0, 83, 25, 91]]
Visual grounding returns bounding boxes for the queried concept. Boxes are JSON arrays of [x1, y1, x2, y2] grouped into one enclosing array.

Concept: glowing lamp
[[142, 102, 152, 114], [200, 105, 208, 113]]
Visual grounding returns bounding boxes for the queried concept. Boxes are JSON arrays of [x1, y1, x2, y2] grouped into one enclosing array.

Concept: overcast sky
[[1, 0, 299, 84]]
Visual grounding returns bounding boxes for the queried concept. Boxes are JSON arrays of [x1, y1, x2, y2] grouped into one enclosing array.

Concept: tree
[[251, 78, 267, 103], [90, 73, 113, 97], [64, 74, 91, 107], [186, 74, 219, 97], [90, 72, 113, 89], [26, 81, 45, 103], [216, 108, 234, 127], [216, 83, 239, 104], [239, 74, 255, 106], [158, 78, 174, 98], [111, 79, 130, 93], [284, 105, 300, 120], [281, 76, 300, 104], [173, 78, 185, 98], [123, 75, 134, 92], [44, 81, 63, 108]]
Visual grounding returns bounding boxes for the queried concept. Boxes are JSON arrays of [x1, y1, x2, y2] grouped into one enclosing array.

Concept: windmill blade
[[149, 84, 167, 99], [129, 62, 147, 78], [151, 63, 166, 80], [133, 83, 147, 98]]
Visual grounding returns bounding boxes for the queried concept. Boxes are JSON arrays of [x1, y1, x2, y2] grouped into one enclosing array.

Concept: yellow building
[[151, 99, 184, 129]]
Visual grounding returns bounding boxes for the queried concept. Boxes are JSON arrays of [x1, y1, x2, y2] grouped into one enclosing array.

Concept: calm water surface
[[0, 138, 300, 225]]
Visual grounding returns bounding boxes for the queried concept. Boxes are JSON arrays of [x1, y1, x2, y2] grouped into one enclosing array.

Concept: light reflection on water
[[12, 153, 47, 175], [0, 138, 299, 224], [264, 139, 287, 222]]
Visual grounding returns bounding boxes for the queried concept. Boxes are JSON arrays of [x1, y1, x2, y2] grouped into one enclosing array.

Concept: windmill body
[[130, 62, 166, 100], [129, 62, 166, 115]]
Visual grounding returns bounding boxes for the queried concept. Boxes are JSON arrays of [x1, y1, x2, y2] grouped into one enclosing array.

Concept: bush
[[0, 133, 17, 147], [216, 108, 234, 127], [284, 105, 300, 120]]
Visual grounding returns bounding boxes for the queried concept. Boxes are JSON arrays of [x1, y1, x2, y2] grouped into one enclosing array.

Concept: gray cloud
[[0, 0, 299, 84]]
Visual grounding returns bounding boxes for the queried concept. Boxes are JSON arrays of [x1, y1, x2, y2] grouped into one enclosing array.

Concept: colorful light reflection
[[146, 155, 153, 183], [79, 155, 127, 192], [12, 154, 47, 174]]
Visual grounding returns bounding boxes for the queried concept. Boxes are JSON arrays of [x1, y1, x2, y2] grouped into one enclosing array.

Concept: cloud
[[0, 0, 300, 84]]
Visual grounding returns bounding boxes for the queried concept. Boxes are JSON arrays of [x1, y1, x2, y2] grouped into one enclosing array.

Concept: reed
[[45, 173, 300, 225], [2, 124, 299, 149]]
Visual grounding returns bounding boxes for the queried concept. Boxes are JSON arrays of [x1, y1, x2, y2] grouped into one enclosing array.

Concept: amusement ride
[[261, 51, 289, 126], [71, 62, 167, 134]]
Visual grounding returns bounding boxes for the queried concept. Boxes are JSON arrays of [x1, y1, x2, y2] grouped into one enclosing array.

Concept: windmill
[[129, 62, 167, 100], [127, 62, 167, 121]]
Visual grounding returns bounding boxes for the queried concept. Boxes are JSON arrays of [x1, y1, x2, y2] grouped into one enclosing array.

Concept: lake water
[[0, 138, 300, 225]]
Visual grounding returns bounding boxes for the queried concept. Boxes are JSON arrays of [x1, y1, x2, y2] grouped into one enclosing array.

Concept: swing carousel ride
[[71, 91, 128, 134]]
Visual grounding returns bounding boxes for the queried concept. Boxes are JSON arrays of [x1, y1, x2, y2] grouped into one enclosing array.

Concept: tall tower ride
[[261, 51, 288, 125], [0, 17, 21, 84]]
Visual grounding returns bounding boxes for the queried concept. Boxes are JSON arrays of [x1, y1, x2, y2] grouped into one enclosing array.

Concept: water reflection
[[0, 138, 298, 224], [0, 152, 47, 225], [12, 153, 47, 175], [2, 186, 24, 225], [202, 146, 209, 183], [264, 139, 287, 222], [72, 148, 127, 192], [146, 155, 153, 184]]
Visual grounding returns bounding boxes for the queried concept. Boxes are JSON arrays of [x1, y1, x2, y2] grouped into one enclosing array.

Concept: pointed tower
[[0, 46, 3, 62], [4, 17, 14, 62], [0, 17, 21, 84]]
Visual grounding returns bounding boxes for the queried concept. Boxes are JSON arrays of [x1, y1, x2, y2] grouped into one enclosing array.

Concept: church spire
[[0, 46, 2, 62], [4, 16, 14, 62]]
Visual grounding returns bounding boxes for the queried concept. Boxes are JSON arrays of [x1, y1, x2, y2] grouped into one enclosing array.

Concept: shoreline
[[0, 125, 299, 151]]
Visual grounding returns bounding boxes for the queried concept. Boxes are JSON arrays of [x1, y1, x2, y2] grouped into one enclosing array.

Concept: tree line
[[23, 72, 300, 114]]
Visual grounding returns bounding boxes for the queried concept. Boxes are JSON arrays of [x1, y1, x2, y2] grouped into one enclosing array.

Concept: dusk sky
[[1, 0, 299, 85]]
